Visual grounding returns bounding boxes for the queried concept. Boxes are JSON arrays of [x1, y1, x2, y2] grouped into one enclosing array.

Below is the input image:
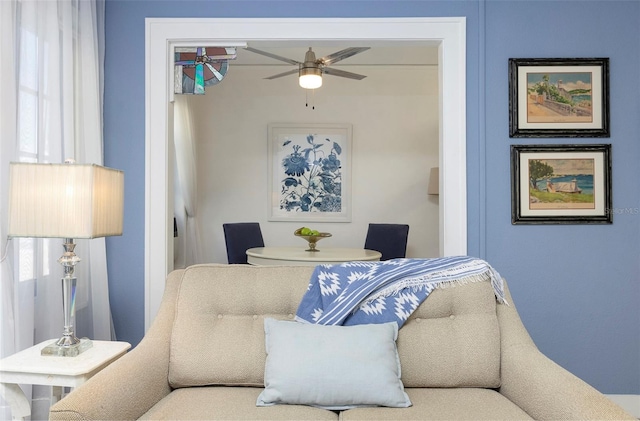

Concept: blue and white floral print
[[279, 134, 343, 213]]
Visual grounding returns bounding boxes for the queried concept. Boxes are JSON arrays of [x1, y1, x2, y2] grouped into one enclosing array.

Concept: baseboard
[[606, 394, 640, 418]]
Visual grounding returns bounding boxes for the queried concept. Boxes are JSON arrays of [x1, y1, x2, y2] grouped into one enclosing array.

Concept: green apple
[[300, 227, 312, 235]]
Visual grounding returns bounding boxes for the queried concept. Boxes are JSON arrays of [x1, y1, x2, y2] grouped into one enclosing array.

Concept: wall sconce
[[8, 161, 124, 357], [428, 167, 439, 195], [427, 167, 440, 196]]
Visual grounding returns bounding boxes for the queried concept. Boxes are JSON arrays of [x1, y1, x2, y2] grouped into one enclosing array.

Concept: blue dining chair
[[222, 222, 265, 264], [364, 223, 410, 261]]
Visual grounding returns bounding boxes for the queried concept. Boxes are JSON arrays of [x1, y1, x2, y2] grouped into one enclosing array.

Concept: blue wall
[[104, 0, 639, 394]]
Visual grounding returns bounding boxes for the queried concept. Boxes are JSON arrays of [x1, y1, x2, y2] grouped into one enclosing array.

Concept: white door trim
[[144, 17, 467, 331]]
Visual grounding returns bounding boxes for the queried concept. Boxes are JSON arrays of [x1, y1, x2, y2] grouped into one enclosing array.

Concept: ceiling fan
[[244, 46, 370, 89]]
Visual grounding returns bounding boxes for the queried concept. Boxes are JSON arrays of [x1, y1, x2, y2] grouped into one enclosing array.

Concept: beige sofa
[[50, 264, 633, 420]]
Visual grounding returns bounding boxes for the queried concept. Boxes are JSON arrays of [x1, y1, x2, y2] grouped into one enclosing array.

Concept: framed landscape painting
[[511, 144, 612, 224], [268, 123, 352, 222], [509, 58, 610, 138]]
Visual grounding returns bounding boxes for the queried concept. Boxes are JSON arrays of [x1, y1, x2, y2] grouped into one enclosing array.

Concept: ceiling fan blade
[[322, 67, 367, 80], [244, 47, 301, 66], [264, 69, 299, 80], [319, 47, 370, 65]]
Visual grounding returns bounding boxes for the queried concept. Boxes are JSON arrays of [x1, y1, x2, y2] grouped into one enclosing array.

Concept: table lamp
[[7, 160, 124, 357]]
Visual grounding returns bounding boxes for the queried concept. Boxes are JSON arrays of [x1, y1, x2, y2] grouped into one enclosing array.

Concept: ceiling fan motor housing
[[299, 66, 322, 77], [300, 47, 322, 76], [298, 48, 323, 89]]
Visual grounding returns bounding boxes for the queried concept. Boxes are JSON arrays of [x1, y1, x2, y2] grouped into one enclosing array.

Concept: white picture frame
[[268, 123, 352, 222]]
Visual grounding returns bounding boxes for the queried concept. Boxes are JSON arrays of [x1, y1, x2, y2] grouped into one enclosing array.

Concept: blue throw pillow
[[256, 318, 412, 410]]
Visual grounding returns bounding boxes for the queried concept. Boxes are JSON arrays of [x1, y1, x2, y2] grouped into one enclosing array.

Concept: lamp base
[[41, 338, 93, 357]]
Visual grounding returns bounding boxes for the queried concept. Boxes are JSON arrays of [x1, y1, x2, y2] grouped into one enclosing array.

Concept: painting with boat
[[511, 144, 612, 224], [528, 158, 595, 210]]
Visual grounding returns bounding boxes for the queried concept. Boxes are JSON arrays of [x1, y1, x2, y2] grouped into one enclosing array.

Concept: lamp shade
[[8, 162, 124, 239]]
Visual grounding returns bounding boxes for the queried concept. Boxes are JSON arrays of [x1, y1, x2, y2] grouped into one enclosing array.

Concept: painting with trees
[[526, 72, 593, 124], [511, 144, 611, 224], [528, 158, 595, 210], [509, 58, 609, 138]]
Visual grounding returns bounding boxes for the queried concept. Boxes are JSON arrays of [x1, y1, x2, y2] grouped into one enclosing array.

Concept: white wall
[[178, 63, 439, 265]]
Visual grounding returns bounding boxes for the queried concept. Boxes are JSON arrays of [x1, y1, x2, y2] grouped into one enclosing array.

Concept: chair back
[[364, 223, 409, 260], [223, 222, 265, 264]]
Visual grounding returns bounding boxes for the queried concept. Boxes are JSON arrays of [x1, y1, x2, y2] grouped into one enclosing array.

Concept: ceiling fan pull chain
[[305, 90, 316, 110]]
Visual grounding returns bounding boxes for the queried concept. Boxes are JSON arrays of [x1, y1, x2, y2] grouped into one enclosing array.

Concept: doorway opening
[[145, 17, 467, 330]]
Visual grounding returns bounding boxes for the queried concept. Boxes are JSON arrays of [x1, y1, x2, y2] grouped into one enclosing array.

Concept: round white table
[[246, 247, 382, 266]]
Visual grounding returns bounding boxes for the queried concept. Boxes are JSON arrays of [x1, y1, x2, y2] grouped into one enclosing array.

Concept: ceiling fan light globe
[[299, 74, 322, 89], [299, 66, 322, 89]]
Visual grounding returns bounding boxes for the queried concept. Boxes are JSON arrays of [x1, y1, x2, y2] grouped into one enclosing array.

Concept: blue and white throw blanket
[[296, 256, 508, 327]]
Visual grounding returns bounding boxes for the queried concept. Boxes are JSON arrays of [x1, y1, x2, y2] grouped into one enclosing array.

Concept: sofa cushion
[[340, 388, 533, 420], [139, 387, 338, 420], [257, 318, 411, 409], [397, 281, 502, 388], [168, 264, 501, 389], [168, 264, 315, 387]]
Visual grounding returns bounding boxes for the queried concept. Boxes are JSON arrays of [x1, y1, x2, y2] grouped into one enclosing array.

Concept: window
[[15, 25, 52, 284]]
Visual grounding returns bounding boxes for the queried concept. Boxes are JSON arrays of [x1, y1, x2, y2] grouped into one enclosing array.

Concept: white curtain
[[0, 0, 109, 418], [0, 0, 19, 360], [173, 95, 202, 267]]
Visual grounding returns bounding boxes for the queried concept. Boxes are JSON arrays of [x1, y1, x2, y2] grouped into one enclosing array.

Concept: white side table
[[0, 339, 131, 420]]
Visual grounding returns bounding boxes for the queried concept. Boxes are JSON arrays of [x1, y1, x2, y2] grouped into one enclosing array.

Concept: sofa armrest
[[49, 269, 185, 420], [48, 342, 172, 420], [496, 281, 634, 420], [500, 342, 634, 420]]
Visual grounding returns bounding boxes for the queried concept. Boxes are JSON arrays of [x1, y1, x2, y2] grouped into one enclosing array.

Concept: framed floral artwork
[[509, 58, 610, 138], [268, 123, 352, 222], [511, 144, 612, 224]]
